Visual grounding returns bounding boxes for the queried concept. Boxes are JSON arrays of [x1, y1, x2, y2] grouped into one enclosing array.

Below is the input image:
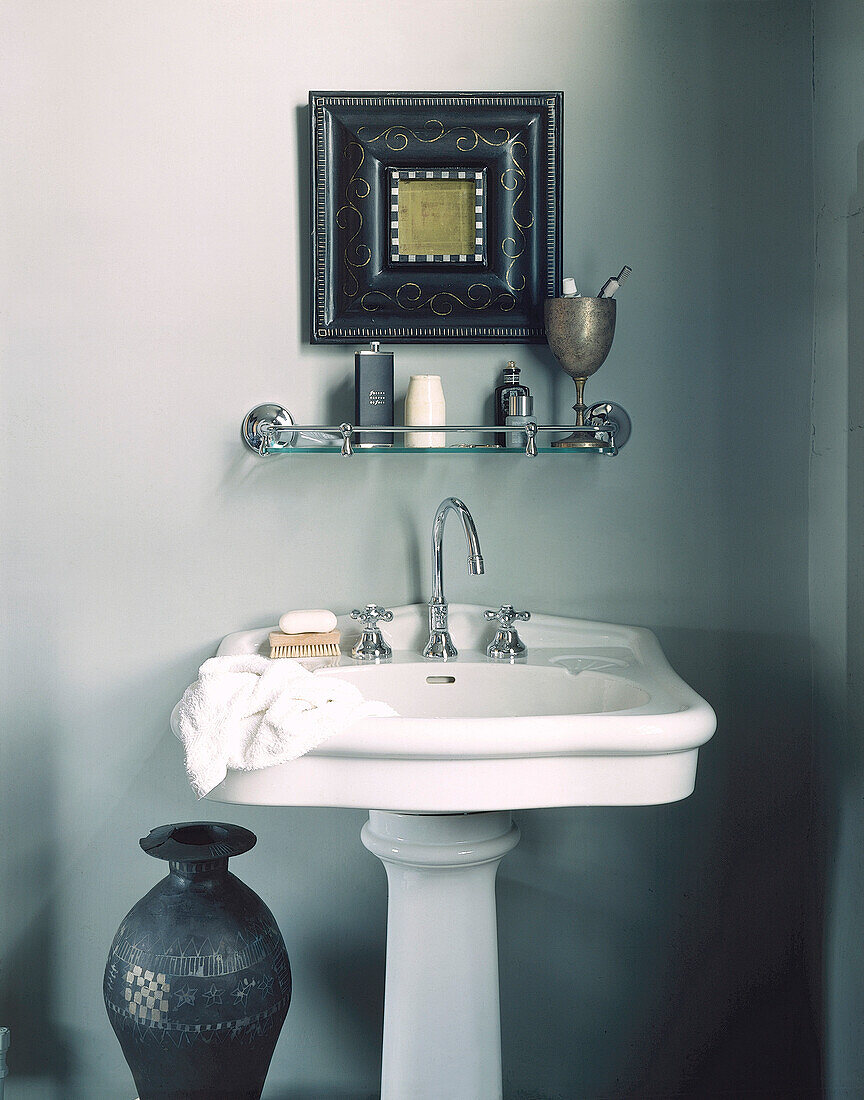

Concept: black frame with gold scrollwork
[[310, 91, 563, 343]]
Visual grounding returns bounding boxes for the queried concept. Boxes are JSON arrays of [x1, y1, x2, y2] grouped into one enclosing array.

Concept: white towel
[[174, 654, 397, 797]]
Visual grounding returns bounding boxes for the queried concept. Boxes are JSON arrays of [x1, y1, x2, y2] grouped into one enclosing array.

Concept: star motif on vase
[[232, 978, 254, 1005], [203, 984, 223, 1006], [258, 975, 274, 999], [175, 985, 196, 1008]]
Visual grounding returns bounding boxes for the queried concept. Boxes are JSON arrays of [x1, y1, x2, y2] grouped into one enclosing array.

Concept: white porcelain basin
[[202, 604, 715, 812]]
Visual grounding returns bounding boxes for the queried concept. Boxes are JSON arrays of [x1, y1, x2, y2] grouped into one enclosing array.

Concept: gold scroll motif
[[335, 143, 371, 299], [360, 282, 516, 317], [356, 119, 512, 152], [501, 140, 533, 294]]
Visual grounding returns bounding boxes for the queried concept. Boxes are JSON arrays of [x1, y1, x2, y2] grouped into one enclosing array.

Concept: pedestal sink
[[190, 604, 716, 1100]]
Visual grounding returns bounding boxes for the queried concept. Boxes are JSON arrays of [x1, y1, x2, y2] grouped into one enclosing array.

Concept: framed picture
[[310, 91, 563, 343]]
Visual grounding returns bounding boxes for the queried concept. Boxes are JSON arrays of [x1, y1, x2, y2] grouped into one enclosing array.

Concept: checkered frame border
[[389, 168, 486, 264]]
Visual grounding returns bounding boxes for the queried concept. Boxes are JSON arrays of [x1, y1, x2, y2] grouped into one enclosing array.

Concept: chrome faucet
[[423, 497, 484, 660]]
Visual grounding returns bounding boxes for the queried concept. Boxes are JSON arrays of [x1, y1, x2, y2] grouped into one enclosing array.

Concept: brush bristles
[[270, 642, 342, 659]]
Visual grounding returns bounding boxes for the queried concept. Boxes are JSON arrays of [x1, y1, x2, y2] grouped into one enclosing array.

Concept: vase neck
[[169, 856, 229, 881]]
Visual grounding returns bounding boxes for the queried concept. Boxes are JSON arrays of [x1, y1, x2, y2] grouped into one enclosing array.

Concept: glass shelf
[[240, 405, 630, 458]]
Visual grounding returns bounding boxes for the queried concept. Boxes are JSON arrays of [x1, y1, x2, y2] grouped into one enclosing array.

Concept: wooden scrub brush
[[269, 629, 341, 658], [269, 608, 341, 658]]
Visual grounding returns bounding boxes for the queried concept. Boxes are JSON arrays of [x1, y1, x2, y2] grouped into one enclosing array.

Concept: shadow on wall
[[822, 134, 864, 1097], [844, 152, 864, 764], [295, 103, 311, 346], [304, 933, 385, 1089], [497, 627, 821, 1100], [0, 720, 72, 1088]]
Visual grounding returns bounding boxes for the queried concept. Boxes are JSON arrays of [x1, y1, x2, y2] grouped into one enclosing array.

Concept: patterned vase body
[[104, 822, 291, 1100]]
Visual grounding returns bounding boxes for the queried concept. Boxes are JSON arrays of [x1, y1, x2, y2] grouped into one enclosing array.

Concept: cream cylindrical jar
[[404, 375, 446, 447]]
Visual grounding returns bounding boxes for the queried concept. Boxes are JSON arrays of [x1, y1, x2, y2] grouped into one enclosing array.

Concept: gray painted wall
[[1, 2, 820, 1097]]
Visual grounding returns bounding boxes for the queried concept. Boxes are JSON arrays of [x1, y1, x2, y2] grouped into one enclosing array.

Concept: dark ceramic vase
[[104, 822, 291, 1100]]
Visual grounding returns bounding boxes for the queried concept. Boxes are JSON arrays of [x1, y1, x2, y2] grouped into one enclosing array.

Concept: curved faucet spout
[[424, 497, 484, 660], [430, 497, 485, 600]]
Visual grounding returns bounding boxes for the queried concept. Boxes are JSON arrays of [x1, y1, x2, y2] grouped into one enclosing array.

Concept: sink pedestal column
[[361, 810, 520, 1100]]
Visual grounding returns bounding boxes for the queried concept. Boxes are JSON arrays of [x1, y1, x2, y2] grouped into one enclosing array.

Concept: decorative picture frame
[[310, 91, 563, 344]]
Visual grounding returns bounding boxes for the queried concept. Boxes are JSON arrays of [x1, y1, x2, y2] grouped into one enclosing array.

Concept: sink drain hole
[[426, 675, 456, 685]]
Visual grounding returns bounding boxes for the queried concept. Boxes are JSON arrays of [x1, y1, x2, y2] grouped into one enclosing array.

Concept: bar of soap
[[278, 608, 338, 635]]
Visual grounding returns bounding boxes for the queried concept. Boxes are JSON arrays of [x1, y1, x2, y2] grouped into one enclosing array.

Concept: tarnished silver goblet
[[544, 296, 616, 449]]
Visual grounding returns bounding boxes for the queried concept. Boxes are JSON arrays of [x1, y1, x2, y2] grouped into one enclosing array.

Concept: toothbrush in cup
[[597, 266, 632, 298]]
